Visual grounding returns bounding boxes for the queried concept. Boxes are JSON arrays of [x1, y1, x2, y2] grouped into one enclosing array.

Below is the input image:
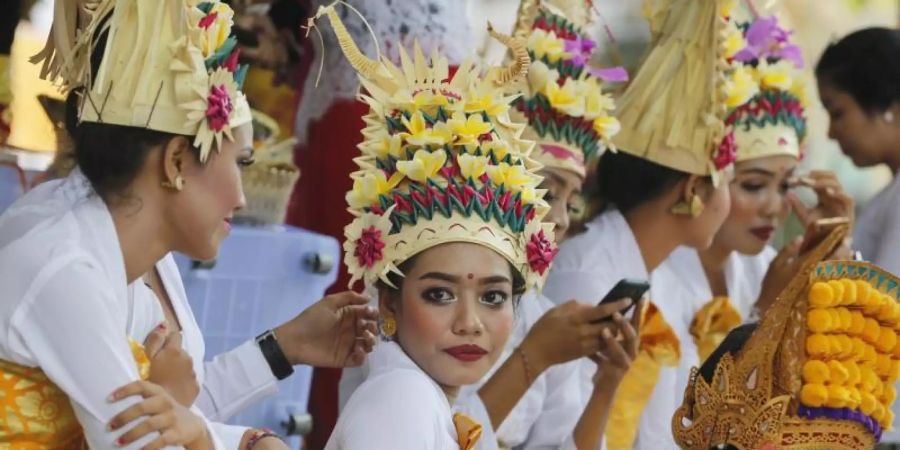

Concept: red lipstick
[[750, 226, 774, 242], [443, 344, 488, 362]]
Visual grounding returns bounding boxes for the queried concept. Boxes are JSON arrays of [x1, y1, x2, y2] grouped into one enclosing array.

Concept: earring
[[379, 315, 397, 338], [885, 111, 895, 123], [670, 194, 705, 218], [161, 175, 185, 191]]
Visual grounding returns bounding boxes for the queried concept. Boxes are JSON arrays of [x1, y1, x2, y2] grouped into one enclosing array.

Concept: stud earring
[[885, 111, 895, 124], [379, 314, 397, 338], [161, 175, 185, 191], [670, 194, 704, 218]]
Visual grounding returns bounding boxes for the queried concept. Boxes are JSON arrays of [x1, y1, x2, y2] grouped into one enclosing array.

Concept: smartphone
[[596, 278, 650, 320], [799, 217, 850, 253]]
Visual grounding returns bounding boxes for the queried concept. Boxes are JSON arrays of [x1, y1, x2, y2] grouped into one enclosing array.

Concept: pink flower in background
[[354, 226, 385, 268], [205, 84, 233, 131], [527, 229, 557, 275]]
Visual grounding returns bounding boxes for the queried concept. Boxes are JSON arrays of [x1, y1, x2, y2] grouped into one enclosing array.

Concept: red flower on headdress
[[354, 226, 386, 268], [205, 84, 233, 132], [714, 131, 738, 170], [527, 229, 557, 276]]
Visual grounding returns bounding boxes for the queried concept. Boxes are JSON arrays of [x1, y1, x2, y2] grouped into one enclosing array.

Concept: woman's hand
[[520, 298, 633, 373], [108, 380, 212, 450], [143, 324, 199, 407], [592, 299, 643, 385], [788, 170, 855, 228], [273, 291, 378, 368]]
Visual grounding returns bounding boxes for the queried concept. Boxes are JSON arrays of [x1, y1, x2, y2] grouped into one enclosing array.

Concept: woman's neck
[[697, 238, 732, 297], [441, 385, 460, 405], [109, 197, 171, 284], [625, 206, 682, 273]]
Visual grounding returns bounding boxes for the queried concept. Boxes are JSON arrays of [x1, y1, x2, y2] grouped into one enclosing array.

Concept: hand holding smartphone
[[594, 278, 650, 322]]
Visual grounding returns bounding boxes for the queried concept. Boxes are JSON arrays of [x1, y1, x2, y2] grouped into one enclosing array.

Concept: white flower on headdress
[[343, 206, 397, 287], [401, 111, 453, 147], [198, 3, 235, 58], [528, 29, 566, 63], [486, 162, 534, 193], [545, 78, 584, 117], [755, 60, 795, 92], [362, 131, 404, 159], [183, 67, 242, 161], [593, 115, 621, 140], [725, 64, 759, 108]]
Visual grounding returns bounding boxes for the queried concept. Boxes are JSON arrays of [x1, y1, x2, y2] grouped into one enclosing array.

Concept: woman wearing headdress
[[674, 224, 900, 450], [542, 0, 743, 448], [662, 1, 854, 368], [303, 3, 565, 448], [454, 1, 644, 449], [0, 0, 281, 448]]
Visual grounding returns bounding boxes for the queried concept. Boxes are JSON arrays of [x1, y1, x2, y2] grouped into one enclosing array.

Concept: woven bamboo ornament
[[612, 0, 738, 186], [32, 0, 252, 161], [307, 2, 557, 290], [673, 224, 900, 449], [509, 0, 627, 178]]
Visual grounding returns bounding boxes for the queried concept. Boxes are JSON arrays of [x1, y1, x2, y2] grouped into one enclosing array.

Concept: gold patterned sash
[[1, 338, 150, 447]]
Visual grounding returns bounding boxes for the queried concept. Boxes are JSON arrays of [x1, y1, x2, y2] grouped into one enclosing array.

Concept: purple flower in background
[[564, 36, 597, 66], [733, 16, 804, 68], [588, 66, 629, 83]]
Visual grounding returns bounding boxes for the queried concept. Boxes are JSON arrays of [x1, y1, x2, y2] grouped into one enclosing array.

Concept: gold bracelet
[[515, 346, 533, 386]]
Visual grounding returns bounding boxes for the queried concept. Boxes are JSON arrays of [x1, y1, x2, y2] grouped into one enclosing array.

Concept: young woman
[[0, 1, 281, 448], [304, 4, 587, 448], [542, 1, 743, 448], [662, 11, 855, 367], [816, 28, 900, 274], [816, 26, 900, 443], [454, 2, 642, 449]]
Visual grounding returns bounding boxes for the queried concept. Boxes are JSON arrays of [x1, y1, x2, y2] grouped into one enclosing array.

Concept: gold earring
[[380, 315, 396, 338], [161, 175, 185, 191], [671, 194, 704, 218]]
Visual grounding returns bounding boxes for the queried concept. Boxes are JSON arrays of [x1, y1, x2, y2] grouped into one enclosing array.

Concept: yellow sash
[[605, 302, 681, 450], [690, 296, 742, 363], [453, 411, 483, 450]]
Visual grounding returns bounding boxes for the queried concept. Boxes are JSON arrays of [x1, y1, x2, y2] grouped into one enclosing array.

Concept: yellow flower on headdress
[[486, 162, 534, 193], [396, 149, 448, 183], [756, 60, 794, 91], [722, 21, 745, 59], [528, 29, 566, 63], [545, 79, 583, 117], [481, 140, 512, 162], [458, 153, 489, 180], [584, 86, 615, 120], [593, 115, 621, 139], [448, 112, 493, 144], [720, 0, 738, 19], [198, 3, 235, 58], [402, 111, 453, 147], [411, 90, 450, 113], [725, 64, 759, 108], [363, 131, 404, 159], [346, 170, 404, 209], [465, 82, 513, 117]]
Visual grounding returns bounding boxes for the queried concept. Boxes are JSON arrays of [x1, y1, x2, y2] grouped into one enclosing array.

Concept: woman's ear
[[378, 286, 399, 317], [161, 136, 191, 188]]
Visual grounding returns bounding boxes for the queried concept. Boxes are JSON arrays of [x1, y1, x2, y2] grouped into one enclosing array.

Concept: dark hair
[[66, 17, 188, 201], [595, 150, 690, 214], [698, 323, 758, 383], [816, 27, 900, 114]]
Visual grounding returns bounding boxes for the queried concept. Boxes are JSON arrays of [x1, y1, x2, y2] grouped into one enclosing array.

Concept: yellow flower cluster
[[723, 60, 808, 111], [801, 278, 900, 428]]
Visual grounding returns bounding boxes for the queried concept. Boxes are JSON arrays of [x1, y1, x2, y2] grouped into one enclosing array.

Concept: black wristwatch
[[256, 329, 294, 380]]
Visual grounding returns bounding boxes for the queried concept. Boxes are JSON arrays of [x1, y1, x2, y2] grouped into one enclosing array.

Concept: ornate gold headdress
[[308, 2, 557, 290], [32, 0, 252, 161], [673, 225, 900, 449], [509, 0, 626, 178], [612, 0, 740, 185]]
